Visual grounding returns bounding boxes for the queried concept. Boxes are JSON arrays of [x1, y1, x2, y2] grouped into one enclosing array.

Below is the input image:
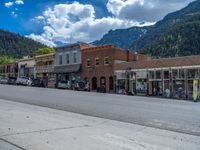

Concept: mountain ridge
[[0, 29, 47, 58]]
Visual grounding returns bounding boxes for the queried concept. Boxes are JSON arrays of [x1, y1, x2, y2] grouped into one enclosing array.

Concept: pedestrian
[[165, 88, 170, 98], [153, 87, 157, 96], [178, 87, 184, 99]]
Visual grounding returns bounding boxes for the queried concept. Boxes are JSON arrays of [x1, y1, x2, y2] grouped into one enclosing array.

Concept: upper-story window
[[95, 57, 100, 66], [59, 53, 62, 65], [66, 53, 70, 64], [104, 57, 109, 65], [87, 58, 90, 67], [73, 52, 77, 63]]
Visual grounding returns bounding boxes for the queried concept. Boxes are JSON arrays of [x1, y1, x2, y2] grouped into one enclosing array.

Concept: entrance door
[[109, 76, 114, 91], [92, 77, 97, 90]]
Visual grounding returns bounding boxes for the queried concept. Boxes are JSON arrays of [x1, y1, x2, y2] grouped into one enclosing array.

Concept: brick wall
[[82, 45, 115, 93]]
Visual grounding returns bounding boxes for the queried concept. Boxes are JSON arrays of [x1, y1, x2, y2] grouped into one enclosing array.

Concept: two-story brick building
[[82, 45, 150, 93]]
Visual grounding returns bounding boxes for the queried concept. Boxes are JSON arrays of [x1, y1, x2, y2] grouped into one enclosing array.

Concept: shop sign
[[136, 71, 147, 79], [193, 80, 199, 101]]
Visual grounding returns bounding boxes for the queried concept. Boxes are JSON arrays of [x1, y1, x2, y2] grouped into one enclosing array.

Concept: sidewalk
[[0, 99, 200, 150]]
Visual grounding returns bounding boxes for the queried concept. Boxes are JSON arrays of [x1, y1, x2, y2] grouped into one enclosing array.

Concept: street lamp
[[125, 67, 132, 95], [88, 66, 94, 91]]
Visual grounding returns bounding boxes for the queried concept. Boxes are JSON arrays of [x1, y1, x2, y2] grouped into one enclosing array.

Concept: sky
[[0, 0, 195, 47]]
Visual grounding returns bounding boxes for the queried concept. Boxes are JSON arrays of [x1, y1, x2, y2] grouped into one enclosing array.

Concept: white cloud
[[28, 1, 142, 46], [28, 0, 193, 46], [106, 0, 193, 22], [15, 0, 24, 5], [27, 34, 56, 47], [5, 2, 13, 8]]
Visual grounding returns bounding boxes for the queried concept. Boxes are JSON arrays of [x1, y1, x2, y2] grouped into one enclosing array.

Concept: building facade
[[0, 63, 18, 78], [115, 55, 200, 100], [82, 45, 150, 93], [54, 42, 91, 87], [0, 65, 5, 77], [18, 57, 35, 79], [35, 53, 55, 78]]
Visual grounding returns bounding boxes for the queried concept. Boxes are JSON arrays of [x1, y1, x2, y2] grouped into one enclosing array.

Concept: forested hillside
[[0, 29, 47, 58], [140, 13, 200, 58]]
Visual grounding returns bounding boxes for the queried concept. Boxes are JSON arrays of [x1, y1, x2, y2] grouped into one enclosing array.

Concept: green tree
[[0, 57, 15, 65], [36, 47, 55, 55]]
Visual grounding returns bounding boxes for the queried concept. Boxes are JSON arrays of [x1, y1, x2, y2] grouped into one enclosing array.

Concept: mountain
[[92, 26, 150, 49], [0, 29, 47, 58], [140, 13, 200, 58], [129, 0, 200, 51]]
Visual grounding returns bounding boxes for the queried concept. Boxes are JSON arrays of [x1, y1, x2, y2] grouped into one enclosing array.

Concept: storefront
[[135, 71, 148, 96], [115, 55, 200, 101], [115, 71, 127, 94]]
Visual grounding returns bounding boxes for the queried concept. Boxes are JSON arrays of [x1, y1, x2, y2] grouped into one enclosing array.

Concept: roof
[[82, 44, 115, 52], [55, 42, 93, 50], [115, 55, 200, 70], [35, 53, 55, 58]]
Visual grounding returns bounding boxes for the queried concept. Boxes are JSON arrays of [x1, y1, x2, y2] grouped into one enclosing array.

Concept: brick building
[[82, 45, 150, 93]]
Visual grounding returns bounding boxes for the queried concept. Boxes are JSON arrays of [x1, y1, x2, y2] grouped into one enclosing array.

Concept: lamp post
[[88, 66, 94, 92], [125, 67, 132, 95]]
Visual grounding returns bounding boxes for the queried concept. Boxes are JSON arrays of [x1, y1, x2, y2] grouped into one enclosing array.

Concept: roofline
[[35, 53, 55, 58]]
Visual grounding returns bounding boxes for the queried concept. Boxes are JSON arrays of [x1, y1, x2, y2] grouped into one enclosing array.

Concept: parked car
[[97, 85, 106, 93], [31, 78, 45, 87], [75, 81, 89, 91], [8, 77, 17, 85], [0, 77, 8, 84], [57, 80, 71, 89], [47, 78, 56, 88], [16, 77, 32, 86]]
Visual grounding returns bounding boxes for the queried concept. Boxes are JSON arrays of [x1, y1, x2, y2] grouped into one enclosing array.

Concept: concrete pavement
[[0, 84, 200, 136], [0, 99, 200, 150]]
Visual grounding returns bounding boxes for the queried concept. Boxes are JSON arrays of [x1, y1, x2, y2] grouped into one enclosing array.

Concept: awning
[[54, 64, 81, 73]]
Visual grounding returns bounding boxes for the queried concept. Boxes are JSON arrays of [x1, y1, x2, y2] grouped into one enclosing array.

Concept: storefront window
[[164, 80, 170, 97], [156, 70, 161, 79], [173, 80, 185, 99], [164, 70, 169, 79], [149, 71, 154, 79], [179, 69, 185, 79], [172, 70, 178, 79], [136, 79, 147, 94], [188, 69, 198, 78]]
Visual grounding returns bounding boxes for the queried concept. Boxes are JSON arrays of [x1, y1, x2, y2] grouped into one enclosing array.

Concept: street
[[0, 84, 200, 136], [0, 99, 200, 150]]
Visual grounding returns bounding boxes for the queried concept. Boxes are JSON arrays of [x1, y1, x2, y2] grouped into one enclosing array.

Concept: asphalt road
[[0, 84, 200, 136]]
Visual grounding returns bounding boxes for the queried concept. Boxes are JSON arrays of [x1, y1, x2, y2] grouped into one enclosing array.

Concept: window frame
[[95, 57, 100, 66], [104, 57, 109, 65], [87, 58, 91, 67], [65, 52, 70, 64], [58, 53, 62, 65], [73, 51, 77, 64]]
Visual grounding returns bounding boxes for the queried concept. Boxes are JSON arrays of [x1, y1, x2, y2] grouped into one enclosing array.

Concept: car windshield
[[60, 81, 67, 84]]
